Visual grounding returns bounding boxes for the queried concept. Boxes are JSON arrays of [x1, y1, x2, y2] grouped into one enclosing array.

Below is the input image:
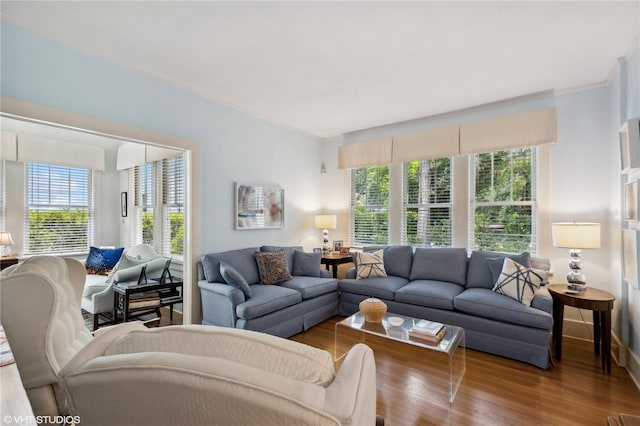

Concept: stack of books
[[121, 291, 161, 310], [408, 319, 446, 344]]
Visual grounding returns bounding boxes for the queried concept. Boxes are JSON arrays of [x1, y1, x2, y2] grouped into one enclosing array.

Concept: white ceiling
[[2, 1, 639, 139]]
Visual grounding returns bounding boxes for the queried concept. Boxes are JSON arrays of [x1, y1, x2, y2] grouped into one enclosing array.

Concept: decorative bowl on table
[[359, 297, 387, 323], [387, 316, 404, 327]]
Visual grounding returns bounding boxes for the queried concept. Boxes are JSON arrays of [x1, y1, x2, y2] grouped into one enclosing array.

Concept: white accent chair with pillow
[[1, 256, 378, 425], [82, 244, 167, 330]]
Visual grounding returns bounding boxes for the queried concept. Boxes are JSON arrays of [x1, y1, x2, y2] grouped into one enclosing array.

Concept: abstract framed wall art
[[235, 183, 284, 230], [622, 229, 640, 290], [624, 180, 639, 221]]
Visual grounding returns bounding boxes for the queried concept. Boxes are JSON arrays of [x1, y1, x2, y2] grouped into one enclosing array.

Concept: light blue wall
[[1, 23, 325, 255]]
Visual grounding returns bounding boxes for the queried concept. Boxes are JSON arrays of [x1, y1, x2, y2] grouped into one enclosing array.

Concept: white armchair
[[82, 244, 167, 330], [1, 254, 378, 425], [0, 256, 147, 417]]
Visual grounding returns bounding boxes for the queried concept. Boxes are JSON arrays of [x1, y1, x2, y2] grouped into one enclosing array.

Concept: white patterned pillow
[[356, 250, 387, 279], [492, 258, 547, 306]]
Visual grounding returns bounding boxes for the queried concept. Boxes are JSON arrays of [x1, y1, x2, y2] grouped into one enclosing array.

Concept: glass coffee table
[[335, 311, 465, 403]]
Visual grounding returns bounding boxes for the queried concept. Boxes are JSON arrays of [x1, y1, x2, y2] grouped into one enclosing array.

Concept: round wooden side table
[[548, 284, 615, 374]]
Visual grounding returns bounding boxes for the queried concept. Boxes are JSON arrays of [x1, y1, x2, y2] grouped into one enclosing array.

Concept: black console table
[[112, 280, 183, 324]]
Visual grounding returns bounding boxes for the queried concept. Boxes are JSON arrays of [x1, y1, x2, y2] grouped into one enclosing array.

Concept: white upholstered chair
[[2, 256, 378, 425], [82, 244, 166, 330], [0, 256, 146, 417]]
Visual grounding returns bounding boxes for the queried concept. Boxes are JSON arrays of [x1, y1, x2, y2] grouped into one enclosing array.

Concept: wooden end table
[[548, 284, 615, 373], [0, 257, 19, 270], [321, 253, 353, 278]]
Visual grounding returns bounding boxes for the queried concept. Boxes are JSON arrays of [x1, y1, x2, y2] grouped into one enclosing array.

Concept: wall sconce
[[320, 162, 327, 175]]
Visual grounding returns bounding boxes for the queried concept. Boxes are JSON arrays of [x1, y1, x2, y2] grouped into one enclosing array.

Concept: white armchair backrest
[[0, 256, 92, 416], [124, 243, 159, 260]]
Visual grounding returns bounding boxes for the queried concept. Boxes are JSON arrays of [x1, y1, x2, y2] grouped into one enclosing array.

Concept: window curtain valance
[[337, 108, 557, 169], [116, 143, 182, 170], [459, 108, 557, 155], [1, 131, 105, 170], [338, 137, 392, 169]]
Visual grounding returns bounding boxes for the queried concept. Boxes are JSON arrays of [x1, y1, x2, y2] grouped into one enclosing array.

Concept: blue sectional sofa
[[198, 246, 339, 338], [339, 246, 553, 369], [198, 244, 554, 369]]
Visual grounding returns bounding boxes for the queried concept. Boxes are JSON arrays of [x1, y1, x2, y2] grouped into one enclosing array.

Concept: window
[[350, 165, 389, 245], [470, 148, 536, 253], [133, 155, 184, 258], [349, 148, 538, 254], [403, 158, 452, 247], [25, 162, 92, 254]]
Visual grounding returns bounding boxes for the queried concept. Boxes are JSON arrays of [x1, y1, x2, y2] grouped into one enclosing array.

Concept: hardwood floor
[[290, 316, 640, 426]]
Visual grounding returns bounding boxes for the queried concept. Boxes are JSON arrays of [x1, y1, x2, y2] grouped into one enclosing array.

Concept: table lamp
[[0, 231, 14, 257], [552, 222, 601, 291], [314, 214, 337, 253]]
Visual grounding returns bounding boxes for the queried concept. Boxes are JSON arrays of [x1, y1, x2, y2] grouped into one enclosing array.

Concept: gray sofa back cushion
[[201, 247, 261, 284], [292, 250, 321, 277], [382, 246, 414, 279], [260, 245, 302, 274], [409, 247, 467, 285], [466, 250, 531, 289]]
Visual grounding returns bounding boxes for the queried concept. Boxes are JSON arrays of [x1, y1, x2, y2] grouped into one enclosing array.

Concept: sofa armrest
[[324, 343, 376, 425], [345, 266, 356, 279], [531, 285, 553, 314], [319, 268, 331, 278], [198, 281, 245, 327]]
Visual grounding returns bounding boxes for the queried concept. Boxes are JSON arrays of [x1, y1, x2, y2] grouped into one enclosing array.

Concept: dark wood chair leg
[[92, 314, 99, 331]]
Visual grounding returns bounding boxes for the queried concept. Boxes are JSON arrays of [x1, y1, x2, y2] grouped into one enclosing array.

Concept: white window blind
[[162, 156, 184, 258], [24, 162, 93, 255], [350, 165, 390, 246], [133, 155, 184, 258], [134, 162, 154, 247], [469, 148, 537, 253], [402, 158, 452, 247]]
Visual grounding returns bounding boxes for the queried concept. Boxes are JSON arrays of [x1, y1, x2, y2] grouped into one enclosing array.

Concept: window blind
[[350, 165, 390, 245], [162, 156, 184, 257], [24, 162, 93, 255], [134, 162, 154, 247], [469, 148, 537, 253], [402, 159, 452, 247]]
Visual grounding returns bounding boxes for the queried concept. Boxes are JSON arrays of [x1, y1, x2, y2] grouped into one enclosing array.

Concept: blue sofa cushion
[[292, 250, 321, 277], [220, 261, 252, 298], [260, 245, 302, 274], [280, 276, 338, 299], [382, 246, 414, 279], [201, 247, 261, 284], [409, 247, 467, 285], [466, 250, 531, 289], [339, 276, 409, 300], [255, 250, 292, 285], [236, 285, 302, 320], [454, 288, 553, 330], [395, 279, 465, 310], [86, 246, 124, 275]]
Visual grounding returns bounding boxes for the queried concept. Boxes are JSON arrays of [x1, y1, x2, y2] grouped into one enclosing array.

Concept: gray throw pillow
[[292, 250, 321, 277], [220, 261, 252, 297]]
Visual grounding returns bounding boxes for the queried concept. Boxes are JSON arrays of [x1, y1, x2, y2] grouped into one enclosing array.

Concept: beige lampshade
[[552, 223, 601, 249], [0, 231, 14, 246], [314, 214, 337, 230]]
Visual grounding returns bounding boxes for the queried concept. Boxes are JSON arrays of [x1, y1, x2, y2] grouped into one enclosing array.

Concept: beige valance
[[338, 137, 392, 169], [15, 134, 105, 170], [459, 108, 557, 155], [116, 143, 183, 170], [392, 126, 459, 163], [337, 107, 557, 169]]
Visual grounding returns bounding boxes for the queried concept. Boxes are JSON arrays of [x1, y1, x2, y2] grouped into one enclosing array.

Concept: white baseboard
[[562, 318, 640, 392]]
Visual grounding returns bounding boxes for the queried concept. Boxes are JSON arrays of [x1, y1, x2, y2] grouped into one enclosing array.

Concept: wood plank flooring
[[290, 316, 640, 426]]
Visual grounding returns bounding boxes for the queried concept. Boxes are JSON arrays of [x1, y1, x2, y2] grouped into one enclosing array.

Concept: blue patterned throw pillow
[[85, 246, 125, 275]]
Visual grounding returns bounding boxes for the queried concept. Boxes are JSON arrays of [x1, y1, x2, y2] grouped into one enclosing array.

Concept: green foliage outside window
[[170, 211, 184, 254], [352, 166, 389, 245], [473, 149, 534, 253], [28, 209, 88, 253]]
